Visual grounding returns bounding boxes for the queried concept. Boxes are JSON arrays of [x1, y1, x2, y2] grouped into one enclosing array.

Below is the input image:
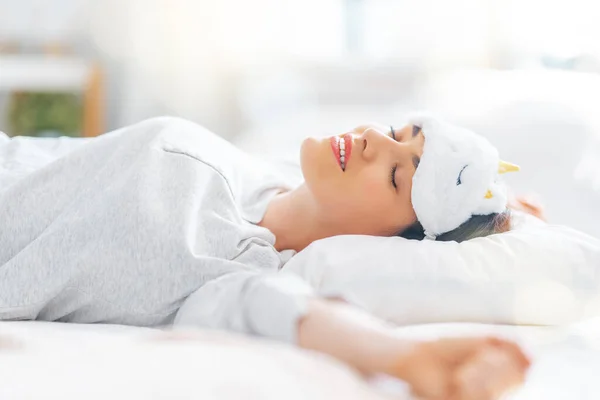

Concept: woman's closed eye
[[388, 124, 422, 191], [388, 126, 398, 190], [389, 124, 421, 142], [390, 164, 398, 190]]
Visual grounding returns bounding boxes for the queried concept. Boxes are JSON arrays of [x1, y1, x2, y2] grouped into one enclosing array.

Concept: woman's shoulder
[[105, 116, 217, 144], [151, 117, 237, 155], [97, 116, 240, 167]]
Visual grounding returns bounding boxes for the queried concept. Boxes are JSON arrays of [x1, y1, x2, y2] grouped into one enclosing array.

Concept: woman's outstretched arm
[[298, 299, 530, 400], [175, 271, 529, 399]]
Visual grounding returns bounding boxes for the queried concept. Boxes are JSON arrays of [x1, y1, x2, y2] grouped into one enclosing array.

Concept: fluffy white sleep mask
[[410, 114, 519, 240]]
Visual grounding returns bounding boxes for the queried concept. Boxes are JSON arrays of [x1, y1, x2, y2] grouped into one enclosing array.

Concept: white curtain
[[88, 0, 345, 135], [86, 0, 600, 134]]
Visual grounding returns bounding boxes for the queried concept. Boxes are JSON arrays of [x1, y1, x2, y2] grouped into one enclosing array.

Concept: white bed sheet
[[0, 321, 393, 400], [1, 320, 599, 399]]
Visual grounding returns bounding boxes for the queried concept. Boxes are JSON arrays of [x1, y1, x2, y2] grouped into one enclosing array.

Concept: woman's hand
[[508, 194, 547, 221], [298, 299, 530, 400], [392, 337, 530, 400]]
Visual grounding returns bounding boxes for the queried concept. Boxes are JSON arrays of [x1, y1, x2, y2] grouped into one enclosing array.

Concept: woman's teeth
[[340, 139, 346, 170]]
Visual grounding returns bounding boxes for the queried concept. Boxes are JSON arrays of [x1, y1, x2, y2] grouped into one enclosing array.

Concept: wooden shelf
[[0, 55, 104, 137]]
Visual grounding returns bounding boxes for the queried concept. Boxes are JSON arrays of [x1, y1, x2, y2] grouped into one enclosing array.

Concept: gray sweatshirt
[[0, 117, 313, 343]]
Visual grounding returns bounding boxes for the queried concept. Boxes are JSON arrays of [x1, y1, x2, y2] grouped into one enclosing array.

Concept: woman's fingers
[[509, 194, 547, 221], [404, 337, 530, 400], [425, 337, 506, 363], [493, 338, 531, 370], [452, 343, 529, 400], [394, 342, 452, 399], [401, 338, 500, 399]]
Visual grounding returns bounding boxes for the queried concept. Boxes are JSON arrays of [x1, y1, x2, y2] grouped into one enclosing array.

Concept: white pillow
[[283, 214, 600, 326]]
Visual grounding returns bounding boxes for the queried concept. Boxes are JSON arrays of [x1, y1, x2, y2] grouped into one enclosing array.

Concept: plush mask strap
[[424, 231, 437, 241]]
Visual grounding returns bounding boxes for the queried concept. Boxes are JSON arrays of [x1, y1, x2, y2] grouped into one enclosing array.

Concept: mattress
[[1, 319, 599, 399]]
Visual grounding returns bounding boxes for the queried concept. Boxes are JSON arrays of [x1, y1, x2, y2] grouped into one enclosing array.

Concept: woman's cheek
[[363, 177, 386, 200]]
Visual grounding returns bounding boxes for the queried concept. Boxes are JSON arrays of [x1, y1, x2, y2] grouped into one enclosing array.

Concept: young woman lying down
[[0, 115, 534, 400]]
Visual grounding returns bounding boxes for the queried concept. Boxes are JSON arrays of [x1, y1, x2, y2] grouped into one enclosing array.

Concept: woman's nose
[[359, 127, 389, 162]]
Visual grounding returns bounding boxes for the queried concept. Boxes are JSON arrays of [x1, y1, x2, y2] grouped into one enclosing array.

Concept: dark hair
[[398, 210, 512, 243]]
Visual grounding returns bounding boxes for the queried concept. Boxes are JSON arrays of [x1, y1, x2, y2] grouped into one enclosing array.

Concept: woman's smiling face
[[300, 123, 425, 236]]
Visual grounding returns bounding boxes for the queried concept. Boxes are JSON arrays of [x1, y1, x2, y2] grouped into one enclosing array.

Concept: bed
[[2, 71, 599, 399], [1, 319, 599, 399]]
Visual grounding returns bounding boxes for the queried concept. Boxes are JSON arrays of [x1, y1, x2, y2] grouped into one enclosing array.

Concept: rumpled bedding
[[0, 132, 91, 193]]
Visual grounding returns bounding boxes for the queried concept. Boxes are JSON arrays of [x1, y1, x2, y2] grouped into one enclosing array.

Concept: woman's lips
[[343, 134, 353, 168], [329, 134, 353, 171]]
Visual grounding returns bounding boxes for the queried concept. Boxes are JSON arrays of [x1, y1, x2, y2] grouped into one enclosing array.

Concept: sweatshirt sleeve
[[173, 270, 314, 344]]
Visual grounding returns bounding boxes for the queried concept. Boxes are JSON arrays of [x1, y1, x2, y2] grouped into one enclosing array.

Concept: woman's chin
[[299, 137, 323, 178], [300, 137, 321, 154]]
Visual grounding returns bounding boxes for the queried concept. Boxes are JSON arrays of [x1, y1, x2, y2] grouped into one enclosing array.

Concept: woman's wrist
[[297, 298, 417, 376], [370, 335, 422, 378], [297, 299, 530, 399]]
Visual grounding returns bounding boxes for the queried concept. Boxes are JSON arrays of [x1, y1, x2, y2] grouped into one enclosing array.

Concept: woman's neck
[[259, 184, 330, 253]]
